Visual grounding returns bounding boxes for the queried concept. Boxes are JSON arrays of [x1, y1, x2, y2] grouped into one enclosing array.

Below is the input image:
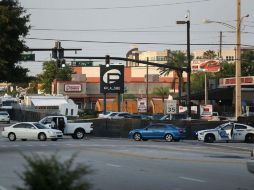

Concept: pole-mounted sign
[[100, 65, 124, 93]]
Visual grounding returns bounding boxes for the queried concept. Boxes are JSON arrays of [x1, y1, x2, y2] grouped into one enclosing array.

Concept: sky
[[18, 0, 254, 76]]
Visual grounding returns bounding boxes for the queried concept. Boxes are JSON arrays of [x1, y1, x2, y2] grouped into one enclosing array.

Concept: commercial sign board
[[179, 106, 198, 114], [100, 65, 124, 93], [219, 76, 254, 87], [191, 59, 220, 72], [64, 84, 82, 92], [137, 98, 147, 113], [200, 105, 213, 120]]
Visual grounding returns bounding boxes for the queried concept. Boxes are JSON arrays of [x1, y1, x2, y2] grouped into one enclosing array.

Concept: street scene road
[[0, 133, 253, 190]]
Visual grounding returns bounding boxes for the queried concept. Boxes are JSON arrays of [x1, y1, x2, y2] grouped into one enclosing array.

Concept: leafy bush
[[16, 153, 91, 190]]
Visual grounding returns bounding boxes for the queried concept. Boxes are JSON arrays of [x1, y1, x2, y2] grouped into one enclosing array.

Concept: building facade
[[192, 47, 254, 62], [52, 65, 187, 111]]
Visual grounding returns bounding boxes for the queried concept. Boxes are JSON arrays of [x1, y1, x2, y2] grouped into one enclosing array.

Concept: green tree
[[16, 153, 91, 190], [0, 0, 30, 82], [152, 86, 170, 102], [159, 50, 187, 103], [215, 61, 235, 78], [241, 50, 254, 76], [37, 61, 74, 94]]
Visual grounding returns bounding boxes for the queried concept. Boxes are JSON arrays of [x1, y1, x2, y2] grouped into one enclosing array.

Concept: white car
[[0, 111, 10, 123], [1, 122, 63, 141], [98, 112, 130, 119], [197, 122, 254, 143], [109, 112, 131, 119], [98, 111, 113, 118]]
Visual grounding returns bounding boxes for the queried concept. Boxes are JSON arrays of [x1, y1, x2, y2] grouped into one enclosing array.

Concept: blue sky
[[18, 0, 254, 75]]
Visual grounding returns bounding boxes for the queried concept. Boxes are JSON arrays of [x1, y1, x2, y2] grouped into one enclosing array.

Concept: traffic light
[[56, 59, 66, 68], [57, 59, 61, 68], [105, 55, 110, 67], [58, 48, 64, 59], [52, 48, 58, 59]]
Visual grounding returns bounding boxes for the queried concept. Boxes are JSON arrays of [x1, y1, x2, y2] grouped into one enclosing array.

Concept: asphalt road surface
[[0, 133, 254, 190]]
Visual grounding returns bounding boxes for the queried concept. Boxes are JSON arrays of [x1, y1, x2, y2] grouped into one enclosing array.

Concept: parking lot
[[0, 126, 254, 190]]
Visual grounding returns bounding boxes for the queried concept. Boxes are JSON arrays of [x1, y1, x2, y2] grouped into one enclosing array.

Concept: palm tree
[[152, 86, 170, 102], [203, 50, 217, 59], [159, 51, 187, 104]]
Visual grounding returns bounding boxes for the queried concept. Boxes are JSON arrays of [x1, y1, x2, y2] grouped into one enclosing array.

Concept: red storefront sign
[[219, 76, 254, 87], [64, 84, 82, 92]]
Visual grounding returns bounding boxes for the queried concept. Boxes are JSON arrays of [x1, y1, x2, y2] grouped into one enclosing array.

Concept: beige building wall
[[127, 49, 170, 66], [81, 67, 100, 77], [131, 67, 174, 78], [138, 49, 169, 63]]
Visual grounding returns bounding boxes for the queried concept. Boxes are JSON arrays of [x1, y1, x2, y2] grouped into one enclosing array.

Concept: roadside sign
[[166, 100, 177, 114], [137, 98, 147, 113], [20, 54, 35, 61]]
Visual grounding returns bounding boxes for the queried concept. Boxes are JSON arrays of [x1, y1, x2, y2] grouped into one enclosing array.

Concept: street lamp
[[176, 20, 191, 118], [203, 12, 249, 120]]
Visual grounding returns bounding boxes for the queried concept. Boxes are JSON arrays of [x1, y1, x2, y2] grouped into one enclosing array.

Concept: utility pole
[[187, 20, 191, 118], [235, 0, 241, 119], [219, 31, 222, 58], [146, 57, 149, 113]]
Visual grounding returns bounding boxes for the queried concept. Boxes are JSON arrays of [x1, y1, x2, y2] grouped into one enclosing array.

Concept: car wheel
[[133, 133, 142, 141], [245, 134, 254, 143], [74, 129, 85, 139], [165, 134, 173, 142], [38, 133, 47, 141], [51, 138, 58, 141], [8, 133, 16, 141], [204, 134, 215, 143]]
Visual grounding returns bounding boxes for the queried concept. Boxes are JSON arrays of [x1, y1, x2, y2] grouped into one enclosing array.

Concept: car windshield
[[33, 123, 48, 129], [0, 112, 8, 115], [214, 123, 230, 130]]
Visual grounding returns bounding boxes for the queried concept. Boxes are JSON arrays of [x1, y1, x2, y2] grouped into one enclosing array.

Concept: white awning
[[31, 99, 68, 107]]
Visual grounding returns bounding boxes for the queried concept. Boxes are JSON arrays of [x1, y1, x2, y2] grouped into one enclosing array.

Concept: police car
[[197, 122, 254, 143]]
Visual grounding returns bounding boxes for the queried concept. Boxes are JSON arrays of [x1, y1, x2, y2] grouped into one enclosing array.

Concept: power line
[[26, 0, 210, 10], [25, 37, 254, 47], [30, 27, 254, 34], [31, 28, 231, 33]]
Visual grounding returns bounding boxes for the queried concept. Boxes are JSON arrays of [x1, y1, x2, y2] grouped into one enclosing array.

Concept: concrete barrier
[[79, 118, 225, 139]]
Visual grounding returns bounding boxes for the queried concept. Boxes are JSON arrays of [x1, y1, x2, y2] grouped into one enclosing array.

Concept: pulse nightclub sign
[[100, 65, 124, 93]]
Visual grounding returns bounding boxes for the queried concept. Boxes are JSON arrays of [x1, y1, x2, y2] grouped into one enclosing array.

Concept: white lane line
[[12, 145, 20, 147], [179, 176, 206, 183], [106, 163, 121, 168], [0, 185, 9, 190]]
